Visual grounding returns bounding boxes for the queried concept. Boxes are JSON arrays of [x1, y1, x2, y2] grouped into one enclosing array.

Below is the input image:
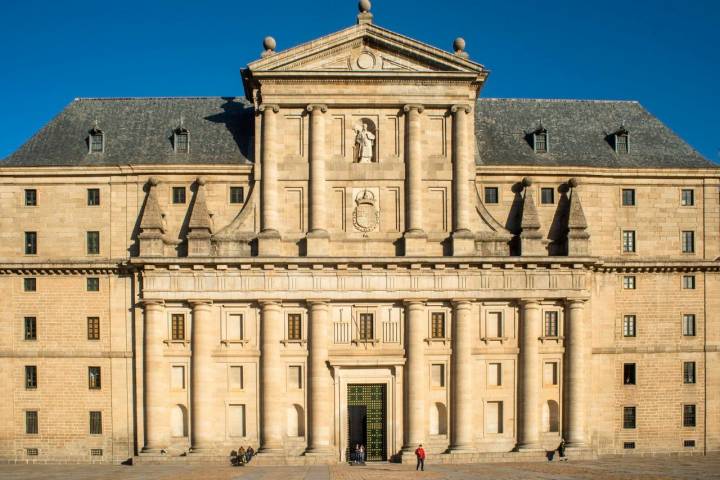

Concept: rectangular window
[[682, 314, 696, 337], [89, 411, 102, 435], [486, 401, 503, 434], [544, 362, 558, 385], [24, 317, 37, 341], [623, 315, 636, 337], [540, 187, 555, 204], [87, 231, 100, 255], [681, 189, 695, 206], [171, 314, 185, 341], [24, 278, 37, 292], [544, 311, 559, 337], [616, 134, 629, 154], [682, 275, 696, 290], [26, 448, 39, 456], [623, 276, 636, 290], [623, 363, 636, 385], [175, 133, 189, 153], [487, 311, 504, 338], [227, 314, 244, 341], [171, 365, 186, 390], [87, 277, 100, 292], [358, 313, 374, 340], [172, 187, 186, 204], [488, 363, 502, 386], [25, 231, 37, 255], [230, 186, 245, 204], [87, 317, 100, 340], [25, 365, 37, 389], [228, 405, 246, 437], [26, 411, 38, 434], [431, 364, 445, 387], [622, 230, 636, 253], [623, 406, 636, 429], [90, 449, 103, 456], [288, 365, 302, 389], [431, 312, 445, 339], [684, 440, 696, 448], [623, 442, 636, 449], [622, 188, 636, 206], [229, 366, 243, 390], [683, 362, 696, 384], [24, 189, 37, 206], [682, 231, 695, 253], [484, 187, 499, 204], [87, 188, 100, 206], [88, 366, 101, 389], [683, 404, 696, 427], [287, 313, 302, 341], [534, 132, 548, 153], [90, 134, 104, 153]]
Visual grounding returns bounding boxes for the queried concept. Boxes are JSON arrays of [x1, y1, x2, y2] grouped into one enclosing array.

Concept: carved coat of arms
[[352, 189, 379, 234]]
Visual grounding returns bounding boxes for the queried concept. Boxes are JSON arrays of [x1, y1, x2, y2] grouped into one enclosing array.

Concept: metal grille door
[[347, 384, 387, 461]]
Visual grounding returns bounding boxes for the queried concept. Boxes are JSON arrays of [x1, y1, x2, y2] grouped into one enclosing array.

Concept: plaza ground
[[1, 455, 720, 480]]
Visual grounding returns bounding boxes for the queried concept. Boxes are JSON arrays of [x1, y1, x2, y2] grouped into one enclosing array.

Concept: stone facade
[[0, 3, 719, 465]]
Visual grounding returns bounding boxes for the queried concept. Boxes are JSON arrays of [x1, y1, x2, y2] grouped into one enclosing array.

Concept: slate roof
[[2, 96, 714, 169], [2, 97, 254, 167], [475, 98, 714, 168]]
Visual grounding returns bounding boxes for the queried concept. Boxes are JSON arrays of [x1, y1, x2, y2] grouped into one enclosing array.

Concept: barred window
[[540, 187, 554, 204], [230, 186, 245, 204], [359, 313, 374, 340], [623, 406, 636, 429], [87, 277, 100, 292], [621, 188, 636, 206], [26, 448, 39, 456], [682, 231, 695, 253], [681, 189, 694, 206], [172, 187, 186, 204], [26, 411, 38, 434], [683, 404, 696, 427], [684, 440, 696, 448], [287, 314, 302, 341], [25, 365, 37, 389], [623, 363, 636, 385], [615, 133, 629, 154], [683, 362, 696, 384], [683, 275, 696, 290], [89, 411, 102, 435], [24, 189, 37, 206], [623, 276, 636, 289], [484, 186, 499, 204], [175, 132, 189, 153], [682, 314, 696, 337], [88, 366, 101, 389], [431, 312, 445, 339], [87, 188, 100, 206], [87, 317, 100, 340], [171, 314, 185, 340], [623, 442, 635, 449], [544, 311, 558, 337], [623, 315, 636, 337], [90, 132, 104, 153], [87, 231, 100, 255], [90, 448, 103, 456], [24, 317, 37, 340], [25, 231, 37, 255], [534, 131, 548, 153], [24, 277, 37, 292], [622, 230, 636, 253]]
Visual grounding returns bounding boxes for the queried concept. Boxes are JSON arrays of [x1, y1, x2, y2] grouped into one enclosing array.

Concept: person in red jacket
[[414, 444, 426, 471]]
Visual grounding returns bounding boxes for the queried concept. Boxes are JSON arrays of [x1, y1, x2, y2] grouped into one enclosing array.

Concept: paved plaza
[[1, 456, 719, 480]]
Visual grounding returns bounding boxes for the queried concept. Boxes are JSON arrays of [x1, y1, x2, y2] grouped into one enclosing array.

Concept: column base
[[140, 447, 168, 454], [403, 229, 427, 256], [517, 443, 544, 452], [258, 229, 281, 256], [306, 229, 330, 256], [451, 229, 475, 256], [448, 445, 476, 454]]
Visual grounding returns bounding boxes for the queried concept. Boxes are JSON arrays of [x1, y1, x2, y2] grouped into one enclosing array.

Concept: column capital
[[403, 104, 424, 114], [306, 104, 328, 114], [258, 103, 280, 114], [518, 298, 542, 308], [451, 104, 472, 114], [451, 299, 474, 309], [188, 299, 213, 308], [565, 297, 589, 308], [403, 299, 427, 308], [258, 299, 282, 308], [307, 299, 331, 307], [139, 299, 165, 308]]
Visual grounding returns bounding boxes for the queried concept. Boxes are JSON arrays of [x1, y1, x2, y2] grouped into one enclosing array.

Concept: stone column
[[258, 104, 281, 255], [450, 300, 475, 452], [403, 105, 427, 255], [564, 299, 588, 447], [259, 300, 283, 453], [403, 300, 426, 452], [306, 300, 334, 453], [142, 300, 168, 452], [190, 300, 214, 452], [518, 299, 542, 450], [450, 104, 475, 256], [306, 104, 330, 256]]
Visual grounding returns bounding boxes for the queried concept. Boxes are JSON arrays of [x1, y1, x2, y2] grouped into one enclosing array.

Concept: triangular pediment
[[247, 24, 485, 75]]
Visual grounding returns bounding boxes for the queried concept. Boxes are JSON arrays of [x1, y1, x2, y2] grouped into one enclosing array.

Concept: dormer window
[[174, 125, 190, 154], [533, 126, 548, 153], [614, 127, 629, 154], [89, 127, 104, 154]]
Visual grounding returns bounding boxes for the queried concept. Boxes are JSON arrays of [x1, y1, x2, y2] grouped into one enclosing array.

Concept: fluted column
[[259, 104, 281, 255], [450, 300, 474, 452], [451, 104, 475, 255], [306, 300, 333, 453], [190, 300, 214, 452], [403, 300, 426, 451], [564, 299, 588, 447], [518, 299, 542, 450], [259, 300, 283, 452], [142, 300, 168, 452], [403, 105, 426, 255]]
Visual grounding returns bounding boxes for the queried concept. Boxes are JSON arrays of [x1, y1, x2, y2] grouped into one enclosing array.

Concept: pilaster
[[141, 299, 168, 453], [402, 299, 427, 455], [259, 300, 284, 453], [258, 104, 281, 256], [518, 298, 542, 451], [450, 104, 475, 256], [450, 299, 475, 452], [403, 105, 427, 255], [189, 300, 214, 453], [306, 104, 330, 256], [306, 299, 334, 455]]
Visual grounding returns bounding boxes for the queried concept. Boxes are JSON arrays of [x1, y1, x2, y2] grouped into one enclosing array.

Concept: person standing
[[359, 444, 365, 464], [558, 438, 567, 461], [415, 444, 426, 471]]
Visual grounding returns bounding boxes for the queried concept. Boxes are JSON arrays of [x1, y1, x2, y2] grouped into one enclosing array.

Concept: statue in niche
[[354, 121, 376, 163]]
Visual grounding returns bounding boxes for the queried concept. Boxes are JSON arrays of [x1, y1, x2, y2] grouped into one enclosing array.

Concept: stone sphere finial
[[522, 177, 533, 188], [453, 37, 466, 53], [148, 176, 160, 187], [263, 36, 276, 53], [196, 176, 207, 186], [568, 178, 579, 188], [359, 0, 372, 13]]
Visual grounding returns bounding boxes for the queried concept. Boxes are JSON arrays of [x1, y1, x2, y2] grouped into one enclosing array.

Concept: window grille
[[25, 365, 37, 389], [171, 314, 185, 340], [615, 133, 629, 154], [358, 313, 374, 340], [622, 230, 636, 253], [682, 231, 695, 253], [26, 411, 38, 434], [683, 362, 696, 384], [623, 406, 636, 429], [175, 132, 189, 153], [623, 315, 636, 337], [87, 231, 100, 255], [287, 314, 302, 341], [87, 188, 100, 206], [683, 404, 696, 427], [90, 411, 102, 434], [431, 312, 445, 338], [24, 317, 37, 340], [25, 231, 37, 255], [534, 131, 548, 153], [87, 317, 100, 340], [90, 132, 104, 153], [544, 311, 558, 337], [484, 187, 499, 204]]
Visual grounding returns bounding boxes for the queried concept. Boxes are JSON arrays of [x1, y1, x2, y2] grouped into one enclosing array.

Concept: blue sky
[[0, 0, 718, 162]]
